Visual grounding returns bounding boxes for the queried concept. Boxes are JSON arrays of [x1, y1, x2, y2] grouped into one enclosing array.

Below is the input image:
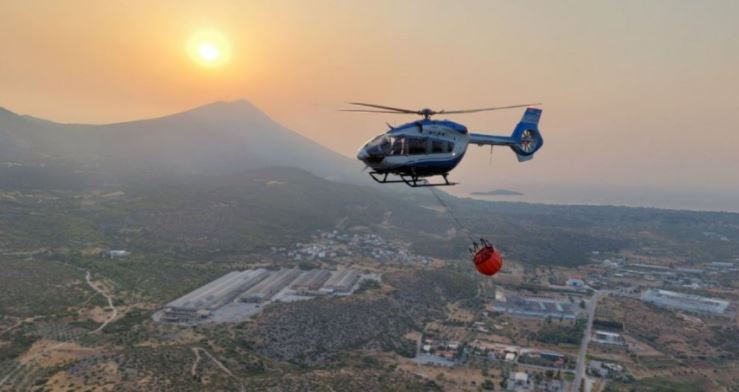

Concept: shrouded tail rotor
[[510, 108, 543, 162]]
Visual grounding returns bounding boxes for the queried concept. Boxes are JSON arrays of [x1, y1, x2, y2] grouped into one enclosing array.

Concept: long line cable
[[428, 187, 475, 242]]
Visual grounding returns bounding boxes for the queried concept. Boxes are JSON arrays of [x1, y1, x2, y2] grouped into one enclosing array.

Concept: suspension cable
[[428, 186, 475, 242]]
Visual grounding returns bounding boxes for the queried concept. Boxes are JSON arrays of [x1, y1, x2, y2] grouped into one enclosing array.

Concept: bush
[[535, 318, 586, 345]]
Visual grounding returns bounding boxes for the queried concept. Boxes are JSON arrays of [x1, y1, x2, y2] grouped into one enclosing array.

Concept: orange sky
[[1, 1, 738, 193]]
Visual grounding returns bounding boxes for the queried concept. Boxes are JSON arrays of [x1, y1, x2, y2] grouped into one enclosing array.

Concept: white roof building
[[641, 289, 730, 316]]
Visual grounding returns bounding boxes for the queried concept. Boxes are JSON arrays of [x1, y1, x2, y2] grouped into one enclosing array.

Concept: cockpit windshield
[[365, 135, 406, 155], [365, 135, 389, 150]]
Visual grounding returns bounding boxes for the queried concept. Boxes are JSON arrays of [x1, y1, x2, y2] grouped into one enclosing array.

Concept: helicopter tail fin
[[510, 108, 543, 162], [468, 107, 543, 162]]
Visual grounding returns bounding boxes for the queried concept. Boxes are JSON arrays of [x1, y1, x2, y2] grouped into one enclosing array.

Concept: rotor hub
[[419, 108, 435, 119]]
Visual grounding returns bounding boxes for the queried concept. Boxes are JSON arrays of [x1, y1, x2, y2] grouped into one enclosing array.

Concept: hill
[[0, 100, 360, 188]]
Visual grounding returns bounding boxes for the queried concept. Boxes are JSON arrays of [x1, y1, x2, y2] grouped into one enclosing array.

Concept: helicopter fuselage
[[356, 119, 470, 177]]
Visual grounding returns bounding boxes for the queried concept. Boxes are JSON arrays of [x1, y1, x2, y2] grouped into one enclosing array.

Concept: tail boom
[[469, 107, 543, 162]]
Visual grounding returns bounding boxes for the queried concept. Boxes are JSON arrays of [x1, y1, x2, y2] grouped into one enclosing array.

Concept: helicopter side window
[[408, 137, 429, 155], [431, 140, 446, 154], [390, 135, 406, 155], [446, 141, 455, 153]]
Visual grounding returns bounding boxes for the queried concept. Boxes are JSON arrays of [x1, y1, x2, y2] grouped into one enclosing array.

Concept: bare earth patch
[[20, 340, 96, 367]]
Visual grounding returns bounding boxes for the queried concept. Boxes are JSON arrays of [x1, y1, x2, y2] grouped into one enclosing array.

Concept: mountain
[[0, 100, 360, 188]]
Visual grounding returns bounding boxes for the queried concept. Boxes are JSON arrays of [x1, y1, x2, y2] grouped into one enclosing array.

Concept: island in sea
[[470, 189, 524, 196]]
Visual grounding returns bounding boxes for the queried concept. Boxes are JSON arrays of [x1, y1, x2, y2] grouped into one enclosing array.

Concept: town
[[387, 251, 738, 392], [275, 230, 432, 265]]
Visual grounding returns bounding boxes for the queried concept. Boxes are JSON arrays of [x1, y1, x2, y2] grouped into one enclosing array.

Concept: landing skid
[[369, 172, 457, 187]]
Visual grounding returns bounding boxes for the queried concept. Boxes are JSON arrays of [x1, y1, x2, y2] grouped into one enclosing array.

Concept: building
[[291, 269, 332, 293], [540, 352, 565, 362], [105, 250, 130, 258], [588, 360, 624, 378], [593, 330, 625, 346], [161, 269, 269, 322], [492, 291, 581, 320], [506, 372, 530, 389], [322, 269, 360, 293], [566, 276, 585, 288], [675, 267, 704, 275], [157, 267, 375, 325], [239, 268, 302, 303], [641, 289, 731, 317]]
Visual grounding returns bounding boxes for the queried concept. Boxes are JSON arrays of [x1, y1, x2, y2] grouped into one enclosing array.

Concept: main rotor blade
[[339, 109, 416, 114], [439, 103, 541, 114], [348, 102, 419, 114]]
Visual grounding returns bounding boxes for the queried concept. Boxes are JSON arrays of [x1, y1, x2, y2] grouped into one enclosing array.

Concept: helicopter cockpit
[[360, 134, 454, 163]]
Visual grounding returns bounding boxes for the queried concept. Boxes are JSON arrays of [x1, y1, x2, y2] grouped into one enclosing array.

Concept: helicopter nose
[[357, 147, 384, 164]]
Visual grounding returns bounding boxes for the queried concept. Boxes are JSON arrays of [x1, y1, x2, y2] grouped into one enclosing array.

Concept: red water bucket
[[473, 246, 503, 276]]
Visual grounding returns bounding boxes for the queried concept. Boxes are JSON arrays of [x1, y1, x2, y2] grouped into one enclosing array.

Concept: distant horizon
[[462, 186, 739, 214], [3, 98, 739, 214]]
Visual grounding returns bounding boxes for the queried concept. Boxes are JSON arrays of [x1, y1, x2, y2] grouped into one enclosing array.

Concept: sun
[[197, 43, 220, 62], [187, 30, 231, 67]]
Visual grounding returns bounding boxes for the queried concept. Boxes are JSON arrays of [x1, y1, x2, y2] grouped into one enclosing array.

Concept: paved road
[[571, 290, 604, 392]]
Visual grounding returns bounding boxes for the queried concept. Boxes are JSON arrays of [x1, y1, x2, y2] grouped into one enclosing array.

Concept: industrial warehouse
[[155, 268, 372, 324], [491, 288, 583, 320], [641, 288, 735, 318]]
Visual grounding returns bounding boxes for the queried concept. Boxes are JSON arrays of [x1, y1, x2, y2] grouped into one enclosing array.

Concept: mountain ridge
[[0, 100, 361, 187]]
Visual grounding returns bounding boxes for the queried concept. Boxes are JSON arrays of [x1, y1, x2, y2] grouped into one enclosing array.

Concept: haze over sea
[[461, 185, 739, 213]]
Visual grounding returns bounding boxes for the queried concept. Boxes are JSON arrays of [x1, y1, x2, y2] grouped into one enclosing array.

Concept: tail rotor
[[510, 108, 543, 162]]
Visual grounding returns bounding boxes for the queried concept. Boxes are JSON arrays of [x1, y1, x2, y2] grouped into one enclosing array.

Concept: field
[[1, 168, 738, 390]]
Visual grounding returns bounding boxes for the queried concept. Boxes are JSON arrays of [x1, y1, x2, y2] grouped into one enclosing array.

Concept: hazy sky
[[2, 1, 738, 195]]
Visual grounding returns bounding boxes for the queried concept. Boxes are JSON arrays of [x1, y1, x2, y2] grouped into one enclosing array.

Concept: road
[[571, 290, 604, 392], [85, 270, 118, 333], [191, 348, 201, 377], [1, 271, 117, 388], [191, 347, 245, 392]]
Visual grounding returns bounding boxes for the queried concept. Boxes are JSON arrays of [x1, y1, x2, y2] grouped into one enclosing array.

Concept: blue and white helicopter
[[349, 102, 544, 187]]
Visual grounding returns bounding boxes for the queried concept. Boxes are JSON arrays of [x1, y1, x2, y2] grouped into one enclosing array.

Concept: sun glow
[[187, 30, 230, 67]]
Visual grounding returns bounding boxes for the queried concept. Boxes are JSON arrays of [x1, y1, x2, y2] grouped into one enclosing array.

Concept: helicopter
[[348, 102, 543, 187]]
